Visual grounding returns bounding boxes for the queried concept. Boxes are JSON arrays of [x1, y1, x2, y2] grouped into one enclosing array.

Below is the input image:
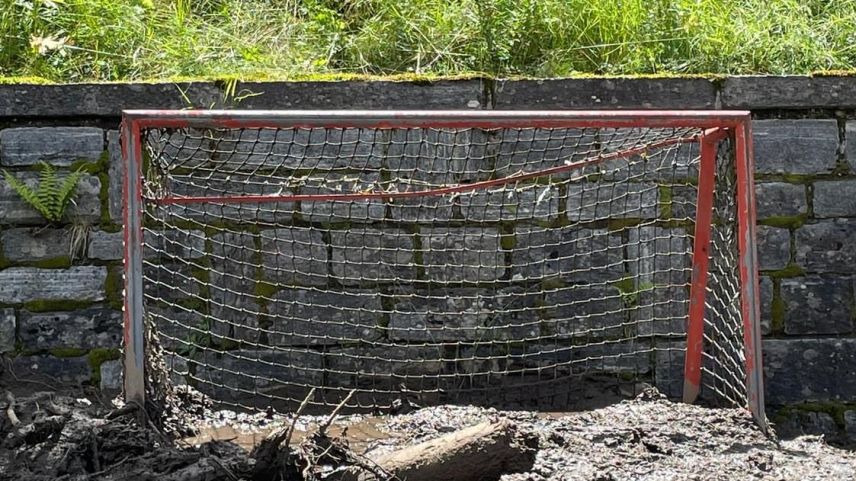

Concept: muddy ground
[[1, 383, 855, 481]]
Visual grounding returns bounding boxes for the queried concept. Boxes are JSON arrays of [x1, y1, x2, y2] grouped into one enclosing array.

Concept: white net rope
[[138, 125, 747, 413]]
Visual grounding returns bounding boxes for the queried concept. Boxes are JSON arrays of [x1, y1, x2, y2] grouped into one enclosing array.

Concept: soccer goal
[[121, 110, 765, 427]]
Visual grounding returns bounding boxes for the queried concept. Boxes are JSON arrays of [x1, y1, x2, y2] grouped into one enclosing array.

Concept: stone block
[[388, 192, 457, 223], [654, 346, 685, 399], [0, 266, 106, 303], [207, 231, 260, 343], [267, 288, 384, 346], [299, 173, 385, 222], [388, 288, 540, 342], [542, 285, 625, 339], [194, 348, 324, 400], [422, 228, 504, 283], [144, 229, 207, 261], [259, 227, 328, 286], [795, 220, 856, 274], [384, 128, 494, 186], [330, 228, 415, 286], [721, 75, 856, 109], [325, 345, 446, 390], [776, 411, 839, 439], [493, 128, 597, 177], [627, 226, 692, 335], [87, 230, 123, 261], [165, 174, 295, 223], [511, 226, 625, 283], [567, 182, 659, 221], [19, 308, 121, 350], [144, 263, 202, 304], [755, 183, 807, 219], [107, 130, 122, 222], [0, 127, 103, 166], [459, 186, 559, 222], [814, 180, 856, 218], [493, 78, 716, 109], [781, 277, 854, 335], [152, 127, 384, 171], [147, 305, 207, 351], [759, 277, 773, 336], [0, 308, 14, 353], [764, 338, 856, 404], [757, 225, 790, 271], [0, 172, 101, 224], [1, 227, 72, 262], [845, 410, 856, 442], [11, 354, 91, 384], [100, 360, 122, 391], [752, 120, 839, 175]]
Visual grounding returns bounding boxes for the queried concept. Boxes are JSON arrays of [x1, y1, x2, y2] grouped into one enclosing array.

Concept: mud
[[1, 385, 855, 481]]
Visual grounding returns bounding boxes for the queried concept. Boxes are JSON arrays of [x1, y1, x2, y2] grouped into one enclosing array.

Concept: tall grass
[[1, 0, 855, 82]]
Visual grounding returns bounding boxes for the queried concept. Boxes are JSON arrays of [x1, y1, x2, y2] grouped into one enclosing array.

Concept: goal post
[[121, 110, 765, 429]]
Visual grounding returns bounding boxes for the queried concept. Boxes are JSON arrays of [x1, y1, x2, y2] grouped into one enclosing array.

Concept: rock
[[330, 228, 415, 286], [722, 75, 856, 109], [795, 220, 856, 274], [0, 172, 101, 224], [759, 277, 773, 335], [627, 226, 691, 335], [813, 180, 856, 218], [567, 182, 659, 221], [511, 226, 625, 283], [757, 225, 790, 270], [0, 127, 103, 166], [781, 277, 854, 335], [266, 288, 384, 346], [107, 130, 122, 223], [845, 410, 856, 442], [542, 285, 625, 339], [764, 338, 856, 404], [19, 308, 121, 350], [460, 187, 559, 222], [422, 228, 504, 283], [0, 308, 15, 353], [776, 411, 839, 439], [752, 120, 838, 175], [144, 228, 207, 261], [87, 230, 123, 260], [493, 78, 716, 109], [0, 266, 106, 303], [10, 354, 91, 384], [388, 288, 540, 342], [1, 227, 73, 262], [755, 183, 807, 219], [259, 227, 328, 286], [193, 348, 324, 402], [299, 172, 385, 222], [100, 360, 123, 391]]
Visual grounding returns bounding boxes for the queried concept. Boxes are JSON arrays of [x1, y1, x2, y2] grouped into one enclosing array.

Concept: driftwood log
[[344, 419, 538, 481]]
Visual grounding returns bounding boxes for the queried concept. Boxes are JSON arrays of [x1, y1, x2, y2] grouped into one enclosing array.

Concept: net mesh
[[137, 123, 747, 413]]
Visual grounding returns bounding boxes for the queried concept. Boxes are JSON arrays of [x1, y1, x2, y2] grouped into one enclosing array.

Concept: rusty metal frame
[[120, 109, 765, 429]]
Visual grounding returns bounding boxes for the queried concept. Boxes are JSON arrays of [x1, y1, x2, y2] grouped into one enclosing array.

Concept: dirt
[[1, 383, 855, 481]]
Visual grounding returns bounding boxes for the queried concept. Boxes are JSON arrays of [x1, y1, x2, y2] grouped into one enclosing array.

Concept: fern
[[2, 162, 85, 223]]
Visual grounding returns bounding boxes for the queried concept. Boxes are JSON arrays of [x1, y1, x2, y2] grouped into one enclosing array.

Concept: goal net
[[121, 111, 765, 426]]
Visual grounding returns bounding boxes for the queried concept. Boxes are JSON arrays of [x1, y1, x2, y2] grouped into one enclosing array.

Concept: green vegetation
[[2, 0, 856, 82], [2, 162, 85, 223]]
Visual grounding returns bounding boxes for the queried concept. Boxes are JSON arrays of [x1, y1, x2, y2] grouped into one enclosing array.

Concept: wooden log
[[354, 419, 537, 481]]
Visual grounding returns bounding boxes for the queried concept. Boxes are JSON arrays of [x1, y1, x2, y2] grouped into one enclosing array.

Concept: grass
[[1, 0, 855, 82]]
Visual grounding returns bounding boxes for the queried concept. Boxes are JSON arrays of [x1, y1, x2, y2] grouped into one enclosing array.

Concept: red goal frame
[[120, 110, 766, 429]]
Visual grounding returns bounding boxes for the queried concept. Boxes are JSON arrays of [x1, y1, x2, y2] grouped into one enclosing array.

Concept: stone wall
[[1, 76, 855, 439]]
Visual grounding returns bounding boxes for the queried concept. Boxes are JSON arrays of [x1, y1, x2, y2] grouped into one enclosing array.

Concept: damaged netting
[[137, 124, 747, 413]]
